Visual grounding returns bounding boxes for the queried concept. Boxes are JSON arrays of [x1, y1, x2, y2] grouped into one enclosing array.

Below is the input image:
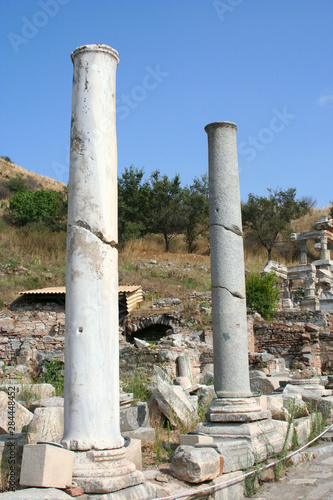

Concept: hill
[[0, 157, 66, 197]]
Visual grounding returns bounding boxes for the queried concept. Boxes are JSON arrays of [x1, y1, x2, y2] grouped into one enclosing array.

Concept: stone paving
[[253, 443, 333, 500]]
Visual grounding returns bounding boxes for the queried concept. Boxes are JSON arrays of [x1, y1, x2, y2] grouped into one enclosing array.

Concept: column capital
[[71, 44, 119, 64], [205, 121, 237, 133]]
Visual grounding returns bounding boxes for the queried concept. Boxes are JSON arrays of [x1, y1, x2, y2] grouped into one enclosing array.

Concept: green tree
[[147, 171, 185, 252], [7, 189, 67, 231], [242, 188, 309, 260], [246, 272, 280, 320], [182, 174, 209, 253], [118, 166, 150, 247]]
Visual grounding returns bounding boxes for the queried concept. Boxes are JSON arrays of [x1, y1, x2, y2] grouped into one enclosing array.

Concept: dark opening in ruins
[[130, 324, 172, 342]]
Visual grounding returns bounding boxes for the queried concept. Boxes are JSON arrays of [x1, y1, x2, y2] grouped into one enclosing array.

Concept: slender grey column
[[62, 44, 121, 451], [205, 122, 252, 399], [300, 240, 307, 265], [320, 232, 330, 260]]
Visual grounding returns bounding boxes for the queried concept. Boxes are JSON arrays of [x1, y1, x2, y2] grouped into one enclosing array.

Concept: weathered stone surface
[[122, 426, 155, 443], [195, 418, 286, 472], [27, 407, 64, 444], [149, 379, 197, 427], [0, 433, 27, 491], [124, 438, 142, 471], [0, 384, 55, 401], [209, 471, 245, 499], [20, 444, 74, 489], [72, 447, 143, 494], [85, 482, 157, 499], [267, 395, 286, 420], [170, 445, 222, 483], [0, 391, 33, 434], [133, 337, 150, 348], [179, 434, 214, 446], [174, 376, 192, 390], [250, 375, 275, 395], [120, 403, 149, 432], [0, 488, 73, 499], [30, 397, 64, 413], [206, 121, 251, 402]]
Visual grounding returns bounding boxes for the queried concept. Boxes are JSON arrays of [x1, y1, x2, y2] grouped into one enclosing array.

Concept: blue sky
[[1, 0, 332, 206]]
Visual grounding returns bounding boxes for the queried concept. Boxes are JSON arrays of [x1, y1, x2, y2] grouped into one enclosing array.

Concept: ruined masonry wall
[[252, 311, 333, 374], [0, 303, 65, 373]]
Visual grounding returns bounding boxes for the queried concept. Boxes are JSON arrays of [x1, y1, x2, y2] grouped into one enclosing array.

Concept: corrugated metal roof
[[20, 287, 66, 295]]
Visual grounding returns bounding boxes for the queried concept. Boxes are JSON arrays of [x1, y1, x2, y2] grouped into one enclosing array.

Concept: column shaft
[[205, 122, 251, 398], [62, 44, 121, 451]]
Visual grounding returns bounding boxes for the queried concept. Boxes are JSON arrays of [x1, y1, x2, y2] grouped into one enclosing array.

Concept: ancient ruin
[[264, 216, 333, 312]]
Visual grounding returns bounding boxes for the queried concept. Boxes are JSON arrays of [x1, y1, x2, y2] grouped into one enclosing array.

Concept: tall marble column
[[62, 44, 142, 494], [203, 122, 267, 422]]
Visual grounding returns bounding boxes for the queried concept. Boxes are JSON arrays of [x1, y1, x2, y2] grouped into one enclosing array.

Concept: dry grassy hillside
[[0, 157, 330, 307], [0, 157, 66, 196]]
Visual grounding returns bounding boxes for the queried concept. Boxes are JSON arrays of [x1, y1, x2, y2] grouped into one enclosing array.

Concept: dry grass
[[0, 205, 330, 307], [0, 220, 66, 305], [0, 157, 66, 197]]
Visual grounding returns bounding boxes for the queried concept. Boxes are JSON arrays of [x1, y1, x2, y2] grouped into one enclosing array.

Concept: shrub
[[246, 272, 280, 320], [36, 359, 64, 396], [5, 175, 29, 194], [6, 189, 67, 231]]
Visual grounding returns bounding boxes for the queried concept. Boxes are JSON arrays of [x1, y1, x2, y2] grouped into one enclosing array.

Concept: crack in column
[[210, 223, 243, 237], [74, 221, 117, 247], [212, 285, 245, 299]]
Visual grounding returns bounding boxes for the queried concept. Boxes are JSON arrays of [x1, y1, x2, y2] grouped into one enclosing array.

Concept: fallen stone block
[[0, 391, 33, 434], [267, 395, 286, 420], [0, 433, 27, 490], [174, 376, 192, 391], [179, 434, 214, 446], [120, 402, 149, 432], [170, 445, 222, 483], [30, 396, 64, 413], [149, 379, 197, 427], [124, 438, 142, 471], [27, 407, 64, 444], [250, 375, 275, 395], [20, 443, 74, 489], [0, 384, 55, 402], [302, 394, 333, 422], [122, 426, 155, 443], [196, 385, 216, 407], [134, 337, 150, 348]]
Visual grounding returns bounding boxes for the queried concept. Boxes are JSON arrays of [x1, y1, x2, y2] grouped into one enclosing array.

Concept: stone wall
[[0, 302, 65, 378], [252, 311, 333, 374], [1, 303, 333, 380]]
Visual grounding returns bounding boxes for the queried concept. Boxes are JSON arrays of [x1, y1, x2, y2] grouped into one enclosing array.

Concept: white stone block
[[170, 445, 222, 483], [124, 438, 142, 471], [28, 407, 64, 444], [179, 434, 214, 446], [20, 444, 74, 488], [0, 391, 33, 434]]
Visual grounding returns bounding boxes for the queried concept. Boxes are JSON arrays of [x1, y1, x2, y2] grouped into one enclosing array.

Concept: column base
[[302, 296, 320, 311], [206, 397, 270, 422], [194, 418, 285, 472], [72, 447, 143, 494]]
